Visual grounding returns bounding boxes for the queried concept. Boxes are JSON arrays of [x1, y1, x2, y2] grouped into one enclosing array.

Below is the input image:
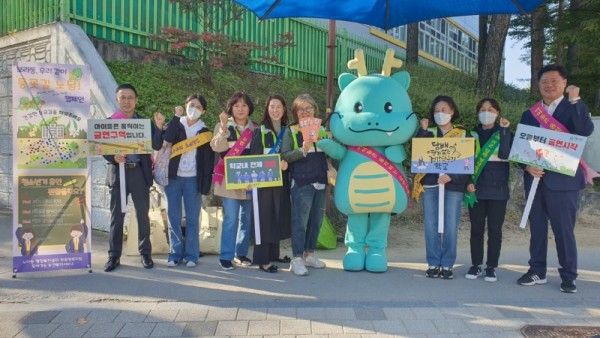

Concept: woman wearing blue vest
[[153, 94, 215, 268], [414, 95, 471, 280], [249, 95, 292, 273], [281, 94, 328, 276], [210, 92, 258, 270], [464, 98, 513, 282]]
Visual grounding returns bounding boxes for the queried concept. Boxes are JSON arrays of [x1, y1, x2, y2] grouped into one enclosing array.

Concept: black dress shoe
[[141, 254, 154, 269], [104, 257, 120, 272], [259, 264, 279, 273]]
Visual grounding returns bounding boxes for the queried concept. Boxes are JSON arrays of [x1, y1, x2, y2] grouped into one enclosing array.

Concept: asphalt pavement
[[1, 208, 599, 337]]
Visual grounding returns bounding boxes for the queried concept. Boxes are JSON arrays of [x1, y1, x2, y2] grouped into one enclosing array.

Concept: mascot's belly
[[347, 162, 395, 213]]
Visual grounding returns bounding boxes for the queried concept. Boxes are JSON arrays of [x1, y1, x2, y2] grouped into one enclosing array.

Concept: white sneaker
[[166, 260, 178, 267], [304, 255, 326, 269], [186, 261, 197, 268], [290, 257, 308, 276]]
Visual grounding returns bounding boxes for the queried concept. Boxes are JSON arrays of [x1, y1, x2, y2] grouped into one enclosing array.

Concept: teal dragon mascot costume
[[317, 49, 418, 272]]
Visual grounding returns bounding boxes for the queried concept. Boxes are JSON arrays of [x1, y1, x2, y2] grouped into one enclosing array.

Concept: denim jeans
[[422, 186, 464, 268], [290, 184, 326, 257], [164, 176, 200, 263], [220, 197, 252, 261]]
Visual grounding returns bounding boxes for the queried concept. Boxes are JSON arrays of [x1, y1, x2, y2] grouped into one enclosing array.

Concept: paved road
[[1, 208, 599, 337]]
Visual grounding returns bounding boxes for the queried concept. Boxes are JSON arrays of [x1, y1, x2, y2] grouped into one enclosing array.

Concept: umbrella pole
[[326, 20, 336, 117], [325, 20, 336, 216]]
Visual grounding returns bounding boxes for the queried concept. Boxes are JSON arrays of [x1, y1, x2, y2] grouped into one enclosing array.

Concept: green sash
[[463, 131, 500, 208]]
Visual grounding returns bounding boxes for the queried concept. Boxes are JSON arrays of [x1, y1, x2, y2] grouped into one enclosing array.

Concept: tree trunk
[[555, 0, 564, 65], [478, 15, 489, 76], [406, 23, 419, 65], [530, 4, 546, 94], [567, 0, 582, 75], [476, 15, 510, 96]]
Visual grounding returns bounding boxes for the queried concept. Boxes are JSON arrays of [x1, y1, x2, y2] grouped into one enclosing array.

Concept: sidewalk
[[1, 208, 599, 337]]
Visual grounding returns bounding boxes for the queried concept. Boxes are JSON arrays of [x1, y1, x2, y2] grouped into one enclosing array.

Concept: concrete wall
[[0, 22, 116, 231]]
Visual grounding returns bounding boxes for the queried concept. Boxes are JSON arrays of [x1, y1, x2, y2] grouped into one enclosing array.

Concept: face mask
[[186, 107, 201, 120], [478, 111, 497, 125], [434, 112, 451, 126]]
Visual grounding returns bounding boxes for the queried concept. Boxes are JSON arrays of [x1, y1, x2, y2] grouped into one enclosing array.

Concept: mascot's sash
[[530, 102, 599, 184], [169, 131, 213, 159], [213, 128, 253, 185], [462, 131, 500, 207], [348, 146, 411, 206], [411, 127, 464, 201]]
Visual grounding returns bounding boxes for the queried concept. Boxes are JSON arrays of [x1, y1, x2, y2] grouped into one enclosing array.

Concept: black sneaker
[[484, 266, 497, 282], [560, 278, 577, 293], [234, 256, 252, 266], [517, 271, 547, 286], [465, 266, 481, 280], [425, 266, 440, 278], [440, 268, 454, 280], [219, 259, 234, 270]]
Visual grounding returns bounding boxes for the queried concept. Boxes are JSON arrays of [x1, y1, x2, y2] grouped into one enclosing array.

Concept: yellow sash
[[169, 132, 213, 159], [411, 127, 465, 202]]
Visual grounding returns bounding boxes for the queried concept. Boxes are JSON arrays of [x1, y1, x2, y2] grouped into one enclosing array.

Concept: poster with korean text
[[12, 62, 90, 169], [509, 124, 587, 176], [87, 119, 153, 155], [12, 62, 91, 275], [411, 138, 475, 174], [224, 154, 283, 189]]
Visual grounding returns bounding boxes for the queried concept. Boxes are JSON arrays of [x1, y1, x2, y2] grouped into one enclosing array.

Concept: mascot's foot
[[366, 248, 387, 273], [343, 247, 366, 271]]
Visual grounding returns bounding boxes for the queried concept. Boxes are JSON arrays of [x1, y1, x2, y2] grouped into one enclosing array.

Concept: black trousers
[[468, 199, 507, 268], [253, 241, 280, 265], [528, 187, 579, 280], [108, 167, 152, 258]]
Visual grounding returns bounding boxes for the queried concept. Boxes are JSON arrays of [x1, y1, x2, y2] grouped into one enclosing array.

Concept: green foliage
[[107, 60, 533, 132], [404, 64, 533, 131], [106, 60, 327, 128]]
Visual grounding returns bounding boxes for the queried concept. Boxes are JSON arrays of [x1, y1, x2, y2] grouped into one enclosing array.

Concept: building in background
[[328, 16, 481, 75]]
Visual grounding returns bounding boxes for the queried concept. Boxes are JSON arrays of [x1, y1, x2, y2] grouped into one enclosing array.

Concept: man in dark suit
[[517, 64, 595, 293], [103, 83, 155, 272]]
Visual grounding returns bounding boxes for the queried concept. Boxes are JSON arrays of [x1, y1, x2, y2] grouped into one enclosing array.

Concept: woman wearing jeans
[[210, 92, 257, 270], [413, 95, 471, 280], [281, 94, 328, 276], [153, 94, 215, 268]]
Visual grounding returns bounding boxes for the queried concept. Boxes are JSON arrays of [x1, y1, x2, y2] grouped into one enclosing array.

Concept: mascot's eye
[[354, 102, 363, 113], [384, 102, 393, 113]]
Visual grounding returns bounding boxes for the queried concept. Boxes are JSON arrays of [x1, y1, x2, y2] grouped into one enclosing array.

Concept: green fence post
[[60, 0, 71, 23], [284, 18, 290, 79]]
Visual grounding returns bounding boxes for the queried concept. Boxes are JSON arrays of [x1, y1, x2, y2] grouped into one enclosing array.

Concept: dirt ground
[[387, 215, 600, 249]]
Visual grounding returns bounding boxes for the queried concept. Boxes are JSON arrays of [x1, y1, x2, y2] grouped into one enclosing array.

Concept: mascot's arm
[[316, 139, 347, 160], [384, 145, 406, 164]]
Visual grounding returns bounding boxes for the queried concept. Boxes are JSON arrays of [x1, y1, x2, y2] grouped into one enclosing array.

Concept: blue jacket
[[520, 98, 594, 191]]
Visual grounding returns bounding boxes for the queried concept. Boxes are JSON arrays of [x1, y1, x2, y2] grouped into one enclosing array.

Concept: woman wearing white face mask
[[413, 95, 472, 280], [464, 98, 513, 282], [153, 94, 215, 268]]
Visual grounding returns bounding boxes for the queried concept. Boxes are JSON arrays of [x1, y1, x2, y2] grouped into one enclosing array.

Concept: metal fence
[[1, 0, 389, 84]]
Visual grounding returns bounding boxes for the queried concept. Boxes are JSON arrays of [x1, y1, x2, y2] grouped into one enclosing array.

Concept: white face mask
[[434, 112, 452, 126], [186, 106, 201, 120], [478, 111, 497, 125]]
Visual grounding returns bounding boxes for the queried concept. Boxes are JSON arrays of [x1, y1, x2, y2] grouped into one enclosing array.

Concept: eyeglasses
[[297, 106, 314, 114], [539, 79, 563, 86], [118, 96, 136, 101]]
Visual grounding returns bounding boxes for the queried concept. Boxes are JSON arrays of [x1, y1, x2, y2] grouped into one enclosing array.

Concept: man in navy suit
[[103, 84, 156, 272], [517, 64, 594, 293]]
